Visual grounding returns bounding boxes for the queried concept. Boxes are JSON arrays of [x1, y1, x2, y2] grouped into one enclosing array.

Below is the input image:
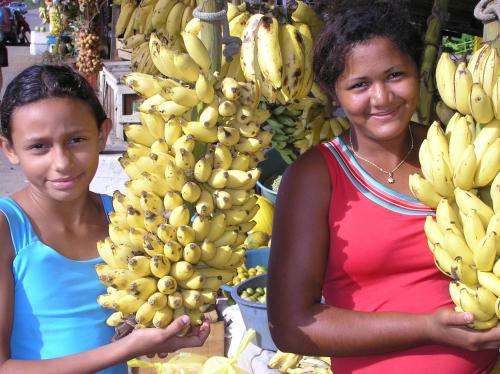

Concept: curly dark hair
[[0, 64, 107, 143], [313, 0, 423, 101]]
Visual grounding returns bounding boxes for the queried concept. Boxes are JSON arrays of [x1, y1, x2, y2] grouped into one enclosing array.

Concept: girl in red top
[[267, 1, 500, 372]]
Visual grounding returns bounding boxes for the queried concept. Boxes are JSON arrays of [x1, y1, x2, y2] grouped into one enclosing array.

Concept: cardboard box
[[130, 321, 225, 373]]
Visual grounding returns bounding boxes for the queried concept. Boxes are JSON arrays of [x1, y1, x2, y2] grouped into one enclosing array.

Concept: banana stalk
[[199, 0, 223, 75], [416, 0, 449, 126]]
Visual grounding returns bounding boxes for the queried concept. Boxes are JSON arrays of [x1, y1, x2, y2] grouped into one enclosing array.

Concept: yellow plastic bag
[[128, 351, 208, 374], [200, 329, 256, 374]]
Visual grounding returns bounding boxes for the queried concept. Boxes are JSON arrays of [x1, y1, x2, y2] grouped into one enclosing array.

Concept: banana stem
[[416, 0, 449, 126], [199, 0, 224, 75], [482, 20, 500, 50]]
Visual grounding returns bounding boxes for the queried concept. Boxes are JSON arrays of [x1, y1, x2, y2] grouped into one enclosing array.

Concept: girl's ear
[[98, 119, 113, 152], [0, 136, 20, 165]]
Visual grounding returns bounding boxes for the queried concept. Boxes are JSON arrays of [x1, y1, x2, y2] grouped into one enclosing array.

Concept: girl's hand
[[124, 316, 211, 358], [427, 308, 500, 351]]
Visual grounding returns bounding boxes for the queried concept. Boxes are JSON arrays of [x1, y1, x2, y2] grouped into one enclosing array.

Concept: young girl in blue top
[[0, 64, 210, 373]]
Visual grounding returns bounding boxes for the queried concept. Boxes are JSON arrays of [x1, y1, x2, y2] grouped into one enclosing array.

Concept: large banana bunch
[[435, 45, 499, 123], [117, 0, 196, 74], [48, 5, 63, 36], [96, 31, 275, 331], [411, 47, 500, 329]]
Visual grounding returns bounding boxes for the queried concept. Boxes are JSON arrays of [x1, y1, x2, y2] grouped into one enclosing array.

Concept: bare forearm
[[270, 303, 431, 357], [0, 338, 132, 374]]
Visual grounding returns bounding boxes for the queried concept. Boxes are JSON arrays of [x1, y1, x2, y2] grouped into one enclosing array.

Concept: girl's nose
[[52, 146, 73, 172], [370, 82, 392, 107]]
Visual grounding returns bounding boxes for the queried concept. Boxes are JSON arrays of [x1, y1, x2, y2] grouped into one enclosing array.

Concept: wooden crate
[[116, 38, 132, 61], [130, 321, 225, 374], [98, 61, 141, 152]]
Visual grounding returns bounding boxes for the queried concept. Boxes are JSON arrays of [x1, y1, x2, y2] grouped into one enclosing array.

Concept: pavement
[[0, 9, 44, 197]]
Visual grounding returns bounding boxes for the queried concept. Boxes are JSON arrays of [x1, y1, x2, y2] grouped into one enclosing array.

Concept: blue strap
[[0, 198, 37, 255], [99, 194, 114, 223]]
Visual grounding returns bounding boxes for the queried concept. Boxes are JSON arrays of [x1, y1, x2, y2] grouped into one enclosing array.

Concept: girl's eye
[[349, 81, 367, 90], [388, 71, 403, 79], [28, 143, 46, 150], [69, 137, 86, 144]]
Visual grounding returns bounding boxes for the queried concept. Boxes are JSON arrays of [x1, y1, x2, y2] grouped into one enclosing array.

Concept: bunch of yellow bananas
[[409, 91, 499, 329], [96, 29, 281, 330], [227, 1, 322, 104], [116, 0, 196, 74], [48, 5, 63, 36], [436, 45, 499, 124]]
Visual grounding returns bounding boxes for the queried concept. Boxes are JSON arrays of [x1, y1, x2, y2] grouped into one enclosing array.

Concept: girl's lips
[[370, 107, 400, 121], [49, 174, 82, 189]]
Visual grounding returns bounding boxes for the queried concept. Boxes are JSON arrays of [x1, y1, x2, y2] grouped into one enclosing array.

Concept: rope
[[192, 0, 242, 62], [474, 0, 500, 22]]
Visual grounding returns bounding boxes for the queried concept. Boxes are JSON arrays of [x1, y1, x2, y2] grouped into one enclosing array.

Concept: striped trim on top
[[323, 138, 435, 215]]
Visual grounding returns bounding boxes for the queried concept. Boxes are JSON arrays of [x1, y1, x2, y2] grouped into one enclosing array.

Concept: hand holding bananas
[[410, 46, 499, 331], [268, 1, 500, 371]]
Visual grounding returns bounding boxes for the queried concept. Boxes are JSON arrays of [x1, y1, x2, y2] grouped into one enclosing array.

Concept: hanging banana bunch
[[410, 45, 500, 330]]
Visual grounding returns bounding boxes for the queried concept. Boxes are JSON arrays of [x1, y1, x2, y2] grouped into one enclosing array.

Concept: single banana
[[469, 83, 494, 124], [477, 271, 500, 297], [452, 144, 477, 191], [462, 210, 486, 254], [279, 23, 305, 100], [163, 240, 182, 262], [455, 187, 494, 227], [435, 52, 457, 109], [408, 173, 442, 209], [474, 138, 500, 187], [481, 47, 499, 98], [474, 231, 498, 271], [181, 31, 211, 74], [454, 62, 472, 115]]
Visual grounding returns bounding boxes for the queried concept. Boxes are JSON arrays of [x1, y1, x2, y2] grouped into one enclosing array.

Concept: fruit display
[[76, 32, 102, 74], [227, 264, 267, 287], [48, 5, 64, 35], [239, 285, 266, 303], [409, 45, 499, 330], [114, 0, 349, 158]]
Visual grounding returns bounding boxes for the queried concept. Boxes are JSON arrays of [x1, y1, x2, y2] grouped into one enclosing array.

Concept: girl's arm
[[1, 318, 209, 374], [0, 215, 210, 374], [267, 148, 500, 357]]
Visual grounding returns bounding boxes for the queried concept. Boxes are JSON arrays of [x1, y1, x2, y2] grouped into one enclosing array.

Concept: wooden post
[[416, 0, 449, 126], [199, 0, 224, 75]]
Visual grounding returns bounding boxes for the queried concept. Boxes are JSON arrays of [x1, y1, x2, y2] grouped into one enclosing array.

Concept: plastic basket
[[220, 247, 270, 293], [256, 148, 288, 204], [231, 274, 277, 351]]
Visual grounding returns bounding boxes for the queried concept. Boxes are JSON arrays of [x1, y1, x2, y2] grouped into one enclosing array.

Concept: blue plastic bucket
[[231, 274, 277, 351], [256, 149, 288, 204], [220, 247, 270, 293]]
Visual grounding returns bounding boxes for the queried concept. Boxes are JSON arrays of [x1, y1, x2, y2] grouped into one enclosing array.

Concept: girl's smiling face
[[2, 97, 111, 201], [335, 36, 419, 142]]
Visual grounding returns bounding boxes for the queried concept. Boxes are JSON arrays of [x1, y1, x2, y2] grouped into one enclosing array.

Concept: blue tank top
[[0, 195, 127, 374]]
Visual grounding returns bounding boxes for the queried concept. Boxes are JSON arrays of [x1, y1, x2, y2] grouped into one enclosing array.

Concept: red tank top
[[317, 138, 498, 374]]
